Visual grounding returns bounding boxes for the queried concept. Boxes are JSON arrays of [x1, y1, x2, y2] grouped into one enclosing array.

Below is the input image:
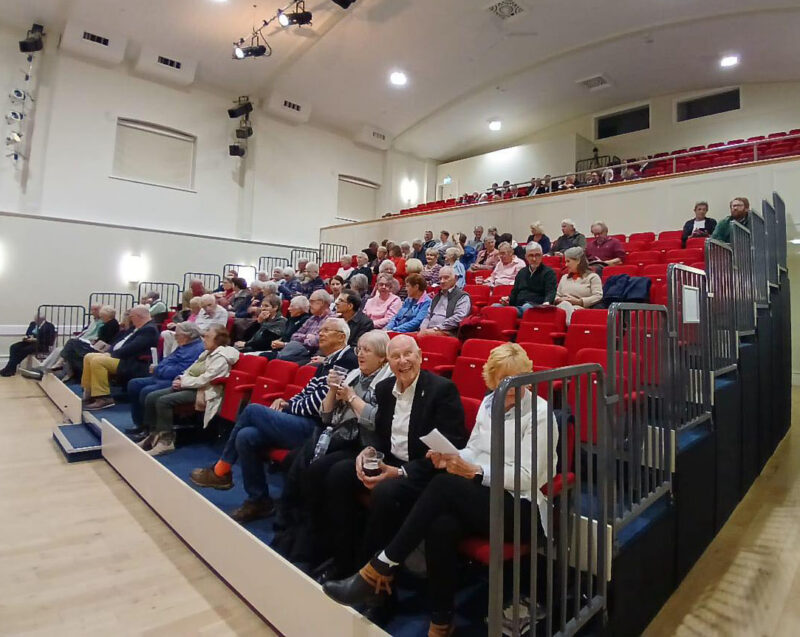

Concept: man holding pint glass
[[319, 335, 467, 599]]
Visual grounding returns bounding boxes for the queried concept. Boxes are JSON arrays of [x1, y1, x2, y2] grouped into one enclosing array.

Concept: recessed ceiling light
[[720, 55, 739, 68], [488, 119, 502, 131], [389, 71, 407, 86]]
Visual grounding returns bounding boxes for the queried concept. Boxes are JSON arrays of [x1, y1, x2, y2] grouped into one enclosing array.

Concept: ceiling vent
[[133, 44, 197, 86], [60, 21, 126, 66], [576, 74, 612, 92], [487, 0, 525, 19], [265, 92, 312, 124], [355, 124, 392, 151]]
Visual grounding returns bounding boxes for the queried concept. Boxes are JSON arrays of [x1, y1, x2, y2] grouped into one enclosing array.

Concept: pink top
[[486, 257, 525, 287], [363, 293, 402, 329], [187, 313, 198, 323]]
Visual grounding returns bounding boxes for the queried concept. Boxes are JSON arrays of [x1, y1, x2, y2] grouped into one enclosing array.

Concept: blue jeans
[[128, 377, 172, 426], [221, 403, 317, 502], [490, 301, 538, 317]]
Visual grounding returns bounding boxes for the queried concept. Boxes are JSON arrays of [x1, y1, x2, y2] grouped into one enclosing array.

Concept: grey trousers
[[142, 387, 197, 433]]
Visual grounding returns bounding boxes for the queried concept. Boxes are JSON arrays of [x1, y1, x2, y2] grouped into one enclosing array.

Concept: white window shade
[[112, 119, 196, 190], [337, 176, 378, 222]]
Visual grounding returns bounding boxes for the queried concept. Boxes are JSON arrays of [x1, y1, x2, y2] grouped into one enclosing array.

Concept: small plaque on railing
[[682, 286, 701, 323]]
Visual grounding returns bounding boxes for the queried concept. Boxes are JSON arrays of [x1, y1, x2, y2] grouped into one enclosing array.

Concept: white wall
[[436, 135, 578, 196]]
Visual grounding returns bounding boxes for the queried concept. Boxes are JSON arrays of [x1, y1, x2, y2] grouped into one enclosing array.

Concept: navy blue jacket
[[111, 320, 160, 382], [154, 339, 205, 380]]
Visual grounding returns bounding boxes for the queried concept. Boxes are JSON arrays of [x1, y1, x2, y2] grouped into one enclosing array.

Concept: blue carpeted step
[[52, 423, 102, 463]]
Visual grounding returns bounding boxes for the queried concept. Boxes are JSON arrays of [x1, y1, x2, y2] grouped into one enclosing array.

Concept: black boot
[[322, 557, 394, 608]]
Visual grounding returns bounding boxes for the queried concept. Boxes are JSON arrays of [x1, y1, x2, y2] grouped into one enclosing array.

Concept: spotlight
[[488, 119, 502, 131], [19, 24, 44, 53], [233, 43, 267, 59], [9, 89, 29, 103], [227, 101, 253, 118], [229, 144, 246, 157], [5, 111, 24, 124], [5, 131, 22, 145], [331, 0, 356, 8], [278, 3, 313, 27], [236, 125, 253, 139]]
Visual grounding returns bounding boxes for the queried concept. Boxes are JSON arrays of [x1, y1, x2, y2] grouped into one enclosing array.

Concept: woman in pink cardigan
[[363, 273, 401, 329]]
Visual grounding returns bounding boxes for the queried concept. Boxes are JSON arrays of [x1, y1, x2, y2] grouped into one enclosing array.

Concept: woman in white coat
[[137, 325, 239, 456]]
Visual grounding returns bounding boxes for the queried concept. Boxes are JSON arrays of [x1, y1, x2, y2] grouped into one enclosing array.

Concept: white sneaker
[[147, 435, 175, 457]]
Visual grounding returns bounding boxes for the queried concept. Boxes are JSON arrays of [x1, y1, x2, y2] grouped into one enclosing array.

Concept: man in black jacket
[[499, 243, 558, 317], [237, 297, 286, 353], [321, 335, 467, 581], [335, 289, 374, 347], [82, 305, 159, 410], [1, 313, 56, 377]]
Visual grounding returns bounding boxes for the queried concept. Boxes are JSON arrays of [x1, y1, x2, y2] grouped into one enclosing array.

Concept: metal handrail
[[749, 212, 770, 307], [730, 222, 756, 335], [773, 192, 788, 271], [704, 240, 737, 374]]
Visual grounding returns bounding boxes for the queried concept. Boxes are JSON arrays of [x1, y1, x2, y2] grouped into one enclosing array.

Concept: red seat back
[[649, 240, 682, 253], [569, 309, 608, 326], [461, 396, 482, 434], [218, 369, 257, 421], [460, 339, 505, 360], [475, 306, 519, 341], [542, 255, 564, 270], [628, 232, 655, 243], [232, 355, 269, 377], [657, 230, 683, 241], [452, 357, 488, 400], [519, 343, 568, 370], [684, 237, 707, 249], [665, 248, 704, 264], [601, 265, 640, 282], [564, 325, 608, 362], [464, 285, 490, 302], [293, 365, 318, 387], [417, 333, 460, 371], [628, 251, 663, 267], [516, 306, 567, 344]]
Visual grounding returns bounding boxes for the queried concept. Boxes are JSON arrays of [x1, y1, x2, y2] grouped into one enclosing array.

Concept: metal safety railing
[[730, 222, 756, 335], [704, 240, 738, 374], [773, 192, 788, 272], [183, 272, 221, 294], [488, 364, 610, 637], [319, 242, 348, 264], [666, 265, 712, 431], [36, 305, 87, 348], [257, 256, 290, 275], [88, 293, 135, 323], [606, 304, 673, 531], [136, 282, 181, 311], [748, 212, 770, 308], [762, 200, 779, 288], [221, 264, 257, 285], [290, 248, 320, 268]]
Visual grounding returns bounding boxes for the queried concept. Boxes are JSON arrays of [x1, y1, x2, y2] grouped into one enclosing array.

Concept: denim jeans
[[221, 403, 317, 502], [490, 301, 538, 317], [127, 377, 171, 426]]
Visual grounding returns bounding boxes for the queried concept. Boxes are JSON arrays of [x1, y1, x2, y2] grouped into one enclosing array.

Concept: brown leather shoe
[[85, 396, 115, 410], [230, 498, 274, 523], [428, 621, 454, 637], [190, 466, 234, 490]]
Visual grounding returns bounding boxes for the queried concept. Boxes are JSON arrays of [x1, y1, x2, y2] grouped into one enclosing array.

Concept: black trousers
[[324, 455, 436, 575], [2, 340, 37, 373], [61, 339, 94, 377], [384, 472, 533, 618]]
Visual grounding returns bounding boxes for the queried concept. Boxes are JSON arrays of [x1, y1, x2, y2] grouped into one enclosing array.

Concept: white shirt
[[390, 375, 419, 462], [112, 328, 136, 352], [693, 219, 706, 231], [196, 305, 229, 332]]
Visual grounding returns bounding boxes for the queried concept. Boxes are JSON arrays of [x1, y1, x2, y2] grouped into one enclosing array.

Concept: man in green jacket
[[712, 196, 751, 243], [500, 242, 558, 317]]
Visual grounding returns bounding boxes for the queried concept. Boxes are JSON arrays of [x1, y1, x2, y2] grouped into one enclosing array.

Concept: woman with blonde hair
[[324, 342, 557, 636], [527, 221, 551, 255], [555, 247, 603, 323]]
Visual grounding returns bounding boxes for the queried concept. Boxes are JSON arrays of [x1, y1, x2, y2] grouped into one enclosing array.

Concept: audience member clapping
[[418, 267, 471, 337], [135, 325, 239, 457], [364, 273, 401, 329], [555, 247, 603, 323]]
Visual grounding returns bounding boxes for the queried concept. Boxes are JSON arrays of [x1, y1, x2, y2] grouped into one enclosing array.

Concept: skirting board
[[41, 373, 83, 424], [100, 421, 387, 637]]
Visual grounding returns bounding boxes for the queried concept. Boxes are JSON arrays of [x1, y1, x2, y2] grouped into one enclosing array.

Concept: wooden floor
[[646, 387, 800, 637], [0, 375, 275, 637], [2, 376, 799, 637]]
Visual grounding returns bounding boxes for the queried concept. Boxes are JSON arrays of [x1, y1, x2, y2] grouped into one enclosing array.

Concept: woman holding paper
[[324, 343, 558, 637]]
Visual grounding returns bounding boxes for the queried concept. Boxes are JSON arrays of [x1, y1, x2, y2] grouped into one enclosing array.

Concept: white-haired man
[[418, 267, 471, 337], [467, 226, 484, 251], [272, 289, 332, 364], [190, 317, 358, 523], [549, 219, 587, 255]]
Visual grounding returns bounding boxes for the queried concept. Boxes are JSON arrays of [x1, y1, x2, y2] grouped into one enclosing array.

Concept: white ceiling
[[2, 0, 800, 161]]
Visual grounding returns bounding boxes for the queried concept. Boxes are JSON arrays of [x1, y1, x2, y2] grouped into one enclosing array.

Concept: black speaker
[[227, 102, 253, 119], [229, 144, 246, 157]]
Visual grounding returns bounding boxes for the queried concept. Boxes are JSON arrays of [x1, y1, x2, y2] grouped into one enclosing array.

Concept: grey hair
[[497, 241, 512, 252], [175, 322, 202, 340], [289, 295, 310, 312], [257, 270, 267, 278], [439, 265, 455, 277], [694, 201, 709, 209], [146, 290, 160, 300], [525, 242, 543, 254], [283, 267, 296, 278], [561, 218, 576, 227], [412, 238, 423, 246], [425, 247, 439, 257], [350, 273, 369, 293], [591, 220, 608, 233], [529, 220, 545, 233], [99, 305, 116, 317], [388, 333, 421, 354], [376, 272, 396, 286], [564, 246, 585, 260], [444, 247, 460, 261], [250, 280, 266, 290], [130, 304, 151, 318], [474, 225, 484, 231], [405, 258, 423, 274], [306, 262, 320, 275], [262, 281, 279, 295], [200, 293, 216, 305], [322, 316, 350, 343], [379, 260, 397, 275], [358, 330, 390, 359], [310, 289, 332, 304], [400, 241, 411, 250]]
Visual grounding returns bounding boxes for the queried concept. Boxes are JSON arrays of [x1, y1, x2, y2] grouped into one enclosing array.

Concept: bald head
[[387, 335, 422, 390]]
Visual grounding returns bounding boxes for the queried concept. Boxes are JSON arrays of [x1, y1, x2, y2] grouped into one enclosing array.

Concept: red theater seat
[[628, 232, 655, 243], [569, 309, 609, 326], [657, 230, 683, 242], [472, 306, 519, 341], [417, 333, 461, 372], [451, 357, 488, 400], [666, 249, 704, 265], [516, 306, 567, 345], [628, 251, 664, 267], [602, 265, 640, 282]]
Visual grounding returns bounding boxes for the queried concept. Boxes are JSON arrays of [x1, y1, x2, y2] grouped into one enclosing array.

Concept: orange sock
[[214, 460, 231, 477]]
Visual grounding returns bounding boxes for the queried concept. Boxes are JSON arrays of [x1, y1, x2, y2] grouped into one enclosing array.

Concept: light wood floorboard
[[646, 387, 800, 636], [0, 375, 276, 637]]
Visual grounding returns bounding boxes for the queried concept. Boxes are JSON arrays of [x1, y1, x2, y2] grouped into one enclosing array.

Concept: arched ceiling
[[2, 0, 800, 161]]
